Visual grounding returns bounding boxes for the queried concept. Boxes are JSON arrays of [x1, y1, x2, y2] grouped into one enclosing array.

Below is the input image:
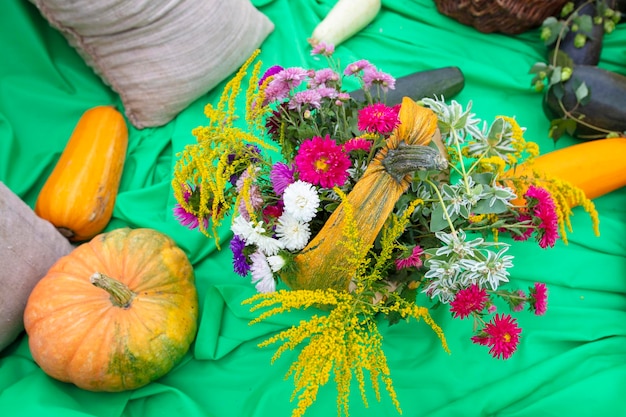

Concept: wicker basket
[[433, 0, 569, 34]]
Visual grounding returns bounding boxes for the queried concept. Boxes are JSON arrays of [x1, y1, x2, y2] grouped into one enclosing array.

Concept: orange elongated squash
[[280, 97, 447, 292], [511, 137, 626, 203], [35, 106, 128, 242]]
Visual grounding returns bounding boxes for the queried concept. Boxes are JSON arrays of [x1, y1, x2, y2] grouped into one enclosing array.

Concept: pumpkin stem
[[382, 142, 448, 182], [90, 272, 136, 308], [56, 226, 75, 239]]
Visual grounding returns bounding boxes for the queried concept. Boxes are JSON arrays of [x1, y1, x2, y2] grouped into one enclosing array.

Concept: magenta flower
[[259, 65, 284, 86], [343, 138, 373, 153], [472, 313, 522, 359], [525, 185, 559, 248], [173, 185, 210, 230], [357, 103, 400, 135], [530, 282, 548, 316], [270, 162, 296, 195], [450, 284, 489, 319], [395, 245, 424, 270], [294, 135, 351, 188]]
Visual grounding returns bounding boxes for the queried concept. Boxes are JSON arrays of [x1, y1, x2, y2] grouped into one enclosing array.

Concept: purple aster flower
[[270, 162, 296, 195], [230, 234, 250, 276], [259, 65, 284, 86]]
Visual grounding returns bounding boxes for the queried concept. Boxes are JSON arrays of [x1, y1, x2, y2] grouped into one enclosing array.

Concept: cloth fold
[[1, 0, 625, 416]]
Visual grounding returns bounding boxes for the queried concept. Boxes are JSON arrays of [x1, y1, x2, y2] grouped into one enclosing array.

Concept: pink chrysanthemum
[[472, 313, 522, 359], [343, 138, 373, 153], [450, 284, 489, 319], [311, 42, 335, 57], [315, 86, 339, 100], [288, 89, 322, 110], [357, 103, 400, 135], [525, 185, 559, 248], [270, 162, 295, 195], [263, 67, 309, 104], [395, 245, 424, 270], [530, 282, 548, 316], [294, 135, 351, 188], [362, 68, 396, 91], [343, 59, 375, 76], [310, 68, 340, 87]]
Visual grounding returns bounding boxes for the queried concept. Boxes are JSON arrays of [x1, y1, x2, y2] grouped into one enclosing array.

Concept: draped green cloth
[[2, 1, 626, 416]]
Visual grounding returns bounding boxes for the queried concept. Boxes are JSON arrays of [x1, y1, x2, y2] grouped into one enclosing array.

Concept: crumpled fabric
[[1, 1, 625, 416]]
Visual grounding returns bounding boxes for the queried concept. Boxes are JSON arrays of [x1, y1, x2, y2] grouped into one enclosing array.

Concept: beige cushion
[[30, 0, 274, 129]]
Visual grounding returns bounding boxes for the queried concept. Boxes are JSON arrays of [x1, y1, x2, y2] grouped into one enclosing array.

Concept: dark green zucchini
[[543, 65, 626, 139], [349, 66, 465, 106]]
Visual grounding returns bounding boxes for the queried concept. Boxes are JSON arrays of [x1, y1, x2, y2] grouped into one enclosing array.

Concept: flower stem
[[424, 178, 456, 233], [90, 272, 136, 308]]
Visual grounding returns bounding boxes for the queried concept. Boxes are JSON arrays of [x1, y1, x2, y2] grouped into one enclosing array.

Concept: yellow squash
[[35, 106, 128, 242], [509, 137, 626, 205], [281, 97, 446, 291]]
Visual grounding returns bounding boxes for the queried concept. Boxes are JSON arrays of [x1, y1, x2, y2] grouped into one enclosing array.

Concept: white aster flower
[[267, 255, 286, 272], [231, 215, 255, 241], [254, 234, 284, 256], [249, 251, 276, 293], [283, 180, 320, 222], [275, 212, 311, 251], [231, 215, 283, 256]]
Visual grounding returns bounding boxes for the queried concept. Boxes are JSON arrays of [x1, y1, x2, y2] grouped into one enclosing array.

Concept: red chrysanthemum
[[343, 137, 373, 153], [395, 246, 424, 270], [525, 185, 559, 248], [530, 282, 548, 316], [294, 135, 351, 188], [357, 103, 400, 135], [450, 284, 489, 319], [472, 313, 521, 360]]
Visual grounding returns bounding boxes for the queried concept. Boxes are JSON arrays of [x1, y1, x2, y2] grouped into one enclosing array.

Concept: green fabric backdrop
[[1, 1, 626, 416]]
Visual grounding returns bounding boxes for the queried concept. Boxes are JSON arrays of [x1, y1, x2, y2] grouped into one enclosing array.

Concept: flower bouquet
[[172, 45, 598, 417]]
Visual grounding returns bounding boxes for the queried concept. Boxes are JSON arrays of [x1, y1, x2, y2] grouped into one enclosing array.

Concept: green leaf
[[548, 118, 578, 142], [429, 203, 450, 232], [473, 199, 508, 215], [574, 80, 590, 105], [528, 62, 548, 74], [471, 172, 494, 185], [575, 14, 594, 35]]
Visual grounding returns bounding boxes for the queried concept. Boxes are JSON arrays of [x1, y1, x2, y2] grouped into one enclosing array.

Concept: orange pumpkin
[[35, 106, 128, 242], [280, 97, 446, 291], [23, 228, 198, 392]]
